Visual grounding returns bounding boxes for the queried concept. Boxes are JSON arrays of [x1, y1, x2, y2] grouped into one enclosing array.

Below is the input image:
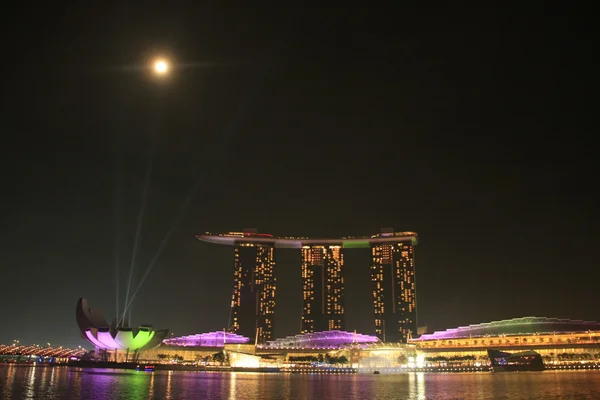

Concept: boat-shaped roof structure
[[195, 231, 418, 248]]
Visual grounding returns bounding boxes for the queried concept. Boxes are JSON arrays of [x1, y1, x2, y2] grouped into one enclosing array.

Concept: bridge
[[0, 343, 87, 362]]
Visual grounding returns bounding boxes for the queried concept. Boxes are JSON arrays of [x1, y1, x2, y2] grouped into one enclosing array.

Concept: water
[[1, 365, 599, 399]]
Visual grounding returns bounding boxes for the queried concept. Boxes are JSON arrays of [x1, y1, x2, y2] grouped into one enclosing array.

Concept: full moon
[[154, 60, 168, 74]]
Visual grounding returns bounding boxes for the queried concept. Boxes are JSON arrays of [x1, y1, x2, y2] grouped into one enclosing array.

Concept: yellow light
[[154, 59, 168, 74]]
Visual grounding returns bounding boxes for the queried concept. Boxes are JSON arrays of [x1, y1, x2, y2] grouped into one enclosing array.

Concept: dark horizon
[[1, 5, 597, 349]]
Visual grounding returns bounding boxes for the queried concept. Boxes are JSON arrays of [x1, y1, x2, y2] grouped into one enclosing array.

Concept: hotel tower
[[370, 229, 417, 342], [301, 245, 345, 333], [196, 228, 417, 343], [229, 230, 276, 344]]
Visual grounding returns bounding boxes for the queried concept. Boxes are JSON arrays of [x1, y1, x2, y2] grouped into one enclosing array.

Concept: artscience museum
[[76, 298, 168, 361]]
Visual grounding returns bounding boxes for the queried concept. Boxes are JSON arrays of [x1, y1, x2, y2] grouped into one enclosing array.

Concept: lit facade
[[409, 317, 600, 367], [262, 330, 378, 349], [163, 331, 250, 347], [134, 317, 600, 371], [196, 229, 418, 341], [301, 245, 345, 333], [371, 236, 417, 343], [230, 242, 276, 344]]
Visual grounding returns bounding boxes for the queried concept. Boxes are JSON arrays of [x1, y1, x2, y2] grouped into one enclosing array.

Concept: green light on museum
[[343, 241, 370, 249], [131, 329, 155, 349]]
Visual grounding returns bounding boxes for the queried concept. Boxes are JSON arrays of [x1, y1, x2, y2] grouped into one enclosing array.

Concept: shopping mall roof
[[413, 317, 600, 341], [162, 331, 250, 347], [260, 330, 379, 349]]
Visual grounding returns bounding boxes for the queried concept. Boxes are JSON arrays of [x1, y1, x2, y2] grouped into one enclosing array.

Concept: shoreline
[[3, 361, 600, 374]]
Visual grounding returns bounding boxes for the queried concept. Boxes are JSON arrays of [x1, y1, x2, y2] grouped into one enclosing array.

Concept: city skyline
[[2, 5, 596, 349]]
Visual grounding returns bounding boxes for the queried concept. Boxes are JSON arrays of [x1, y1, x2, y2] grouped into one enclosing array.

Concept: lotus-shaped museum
[[76, 298, 168, 352]]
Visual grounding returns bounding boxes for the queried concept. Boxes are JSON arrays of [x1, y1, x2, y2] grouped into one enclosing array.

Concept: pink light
[[163, 331, 250, 347], [85, 329, 106, 348], [97, 330, 121, 349], [263, 330, 378, 349]]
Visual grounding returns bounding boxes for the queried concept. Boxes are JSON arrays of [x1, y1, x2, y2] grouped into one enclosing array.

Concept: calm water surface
[[1, 365, 599, 399]]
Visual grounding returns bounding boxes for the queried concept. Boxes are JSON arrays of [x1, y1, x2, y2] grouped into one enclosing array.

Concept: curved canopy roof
[[262, 330, 379, 349], [415, 317, 600, 341], [163, 331, 250, 347]]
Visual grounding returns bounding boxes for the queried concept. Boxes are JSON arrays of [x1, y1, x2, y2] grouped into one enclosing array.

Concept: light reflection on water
[[25, 367, 35, 398], [1, 365, 599, 399], [165, 370, 172, 400]]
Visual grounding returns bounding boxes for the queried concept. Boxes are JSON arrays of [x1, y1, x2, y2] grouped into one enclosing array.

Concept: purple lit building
[[261, 330, 379, 349], [162, 331, 250, 347]]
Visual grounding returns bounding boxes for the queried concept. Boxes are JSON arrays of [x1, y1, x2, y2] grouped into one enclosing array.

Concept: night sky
[[2, 5, 596, 348]]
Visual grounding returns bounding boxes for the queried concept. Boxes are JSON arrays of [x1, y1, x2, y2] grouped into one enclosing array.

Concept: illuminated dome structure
[[76, 298, 168, 352], [262, 330, 379, 349], [163, 331, 250, 347], [415, 317, 600, 341]]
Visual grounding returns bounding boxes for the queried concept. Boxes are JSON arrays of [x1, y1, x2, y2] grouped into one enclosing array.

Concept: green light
[[131, 330, 155, 349], [343, 241, 370, 248]]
